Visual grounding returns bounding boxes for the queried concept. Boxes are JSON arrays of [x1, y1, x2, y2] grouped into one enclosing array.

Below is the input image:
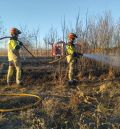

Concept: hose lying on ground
[[0, 93, 41, 112]]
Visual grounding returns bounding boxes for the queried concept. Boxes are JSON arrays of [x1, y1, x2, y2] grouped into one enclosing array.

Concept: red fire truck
[[52, 41, 65, 57]]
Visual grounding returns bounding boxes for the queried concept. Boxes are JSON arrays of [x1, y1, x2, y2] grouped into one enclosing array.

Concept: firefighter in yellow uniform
[[66, 33, 83, 85], [7, 28, 23, 86]]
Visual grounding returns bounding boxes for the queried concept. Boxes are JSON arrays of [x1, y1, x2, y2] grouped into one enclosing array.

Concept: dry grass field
[[0, 56, 120, 129]]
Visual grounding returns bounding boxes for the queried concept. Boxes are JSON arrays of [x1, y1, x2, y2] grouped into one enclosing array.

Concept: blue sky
[[0, 0, 120, 41]]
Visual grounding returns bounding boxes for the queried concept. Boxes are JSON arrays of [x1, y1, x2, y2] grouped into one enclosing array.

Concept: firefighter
[[66, 33, 83, 85], [7, 28, 23, 86]]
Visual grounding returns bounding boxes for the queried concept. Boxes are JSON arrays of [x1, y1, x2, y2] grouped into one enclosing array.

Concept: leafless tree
[[32, 28, 40, 56], [61, 16, 69, 42], [97, 11, 114, 52], [19, 26, 37, 57], [43, 27, 59, 56], [0, 20, 7, 55]]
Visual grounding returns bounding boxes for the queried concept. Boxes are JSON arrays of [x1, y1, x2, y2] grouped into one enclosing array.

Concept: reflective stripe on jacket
[[8, 39, 20, 61]]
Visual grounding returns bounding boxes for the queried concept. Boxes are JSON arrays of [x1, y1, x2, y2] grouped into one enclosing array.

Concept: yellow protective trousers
[[7, 60, 22, 85], [66, 55, 75, 80]]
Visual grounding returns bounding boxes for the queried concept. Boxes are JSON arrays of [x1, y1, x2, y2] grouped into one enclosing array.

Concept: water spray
[[49, 53, 120, 68], [83, 53, 120, 67]]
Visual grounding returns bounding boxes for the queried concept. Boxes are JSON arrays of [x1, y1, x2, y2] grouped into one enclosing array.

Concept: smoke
[[83, 54, 120, 67]]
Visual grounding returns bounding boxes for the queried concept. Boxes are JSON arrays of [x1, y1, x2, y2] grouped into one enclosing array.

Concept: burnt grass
[[0, 57, 120, 129]]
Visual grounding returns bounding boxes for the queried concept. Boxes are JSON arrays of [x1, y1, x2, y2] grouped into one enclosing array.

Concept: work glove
[[19, 41, 23, 46], [73, 52, 79, 58]]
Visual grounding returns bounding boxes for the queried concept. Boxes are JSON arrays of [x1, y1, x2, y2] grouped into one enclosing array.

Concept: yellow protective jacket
[[8, 39, 21, 61], [66, 44, 76, 55], [66, 44, 76, 63]]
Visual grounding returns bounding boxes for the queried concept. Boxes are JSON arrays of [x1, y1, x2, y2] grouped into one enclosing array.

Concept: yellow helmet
[[10, 28, 21, 35], [68, 33, 78, 40]]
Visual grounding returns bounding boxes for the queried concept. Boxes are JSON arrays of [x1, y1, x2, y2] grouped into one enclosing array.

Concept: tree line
[[0, 11, 120, 56]]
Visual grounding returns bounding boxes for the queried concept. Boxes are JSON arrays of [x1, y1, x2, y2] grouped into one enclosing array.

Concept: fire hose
[[49, 53, 83, 64], [0, 93, 41, 112], [0, 36, 35, 58], [49, 55, 67, 64]]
